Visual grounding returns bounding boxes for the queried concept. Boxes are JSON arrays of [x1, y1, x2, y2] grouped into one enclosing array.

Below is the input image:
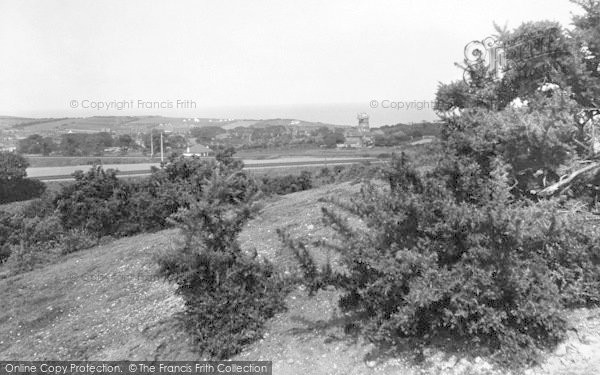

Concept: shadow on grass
[[281, 293, 526, 373], [286, 310, 363, 346]]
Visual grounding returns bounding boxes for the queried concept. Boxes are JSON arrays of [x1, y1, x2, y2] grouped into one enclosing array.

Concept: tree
[[90, 132, 114, 151], [435, 20, 594, 113], [18, 134, 56, 156], [0, 152, 28, 181], [59, 134, 81, 156], [323, 131, 345, 147], [408, 129, 423, 138], [143, 131, 158, 153], [190, 126, 226, 144], [439, 90, 580, 198], [434, 11, 600, 197], [166, 134, 187, 150], [280, 10, 600, 363], [116, 134, 135, 149], [58, 132, 114, 156], [0, 152, 45, 203], [215, 146, 243, 171], [570, 0, 600, 108]]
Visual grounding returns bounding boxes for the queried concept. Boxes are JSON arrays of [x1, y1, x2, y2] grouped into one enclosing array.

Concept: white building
[[183, 144, 214, 157]]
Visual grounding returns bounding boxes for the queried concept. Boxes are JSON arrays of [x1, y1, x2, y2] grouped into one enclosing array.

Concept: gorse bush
[[157, 157, 289, 359], [0, 211, 16, 263], [254, 162, 380, 196], [53, 167, 131, 238], [0, 151, 242, 270], [282, 153, 600, 365], [313, 161, 380, 186], [2, 148, 290, 359], [1, 212, 65, 272], [441, 91, 581, 200], [0, 197, 64, 263], [52, 154, 225, 239], [0, 178, 46, 204], [59, 228, 97, 255], [258, 171, 313, 195]]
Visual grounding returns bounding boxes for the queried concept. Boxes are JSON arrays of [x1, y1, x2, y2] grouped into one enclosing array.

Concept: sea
[[195, 102, 440, 127]]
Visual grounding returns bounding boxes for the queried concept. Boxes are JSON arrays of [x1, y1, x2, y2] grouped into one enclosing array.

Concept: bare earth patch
[[0, 229, 194, 360], [1, 181, 599, 374]]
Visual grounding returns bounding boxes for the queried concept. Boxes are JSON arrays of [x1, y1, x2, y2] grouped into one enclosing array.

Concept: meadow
[[22, 145, 431, 171]]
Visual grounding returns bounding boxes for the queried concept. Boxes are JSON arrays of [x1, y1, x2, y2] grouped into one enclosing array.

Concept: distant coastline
[[4, 102, 439, 128]]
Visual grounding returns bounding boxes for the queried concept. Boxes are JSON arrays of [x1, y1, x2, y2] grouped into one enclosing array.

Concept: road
[[27, 156, 379, 181]]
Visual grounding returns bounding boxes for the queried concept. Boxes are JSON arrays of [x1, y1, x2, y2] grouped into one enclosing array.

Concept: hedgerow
[[0, 151, 236, 270]]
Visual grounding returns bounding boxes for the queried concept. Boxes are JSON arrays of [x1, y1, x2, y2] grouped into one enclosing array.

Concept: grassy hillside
[[1, 182, 599, 374], [0, 116, 36, 129], [4, 115, 343, 134], [0, 228, 191, 360], [250, 119, 345, 129]]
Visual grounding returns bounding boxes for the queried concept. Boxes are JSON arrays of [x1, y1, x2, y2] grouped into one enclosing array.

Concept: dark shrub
[[0, 151, 46, 204], [0, 210, 14, 263], [25, 215, 64, 246], [1, 150, 254, 274], [258, 171, 313, 195], [48, 152, 244, 240], [59, 228, 97, 255], [2, 214, 65, 273], [4, 243, 44, 273], [0, 194, 66, 264], [0, 178, 46, 204], [441, 93, 580, 199], [0, 245, 9, 264], [0, 151, 28, 181], [282, 154, 600, 365], [313, 162, 379, 186], [158, 163, 288, 359], [19, 194, 57, 218], [52, 160, 200, 238], [126, 184, 180, 232], [53, 167, 129, 237]]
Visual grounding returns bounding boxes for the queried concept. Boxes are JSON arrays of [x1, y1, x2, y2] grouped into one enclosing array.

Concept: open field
[[26, 156, 379, 180], [1, 182, 598, 374], [26, 156, 156, 168], [235, 146, 403, 159], [245, 164, 338, 177], [10, 117, 140, 134], [0, 116, 37, 129], [22, 146, 403, 168]]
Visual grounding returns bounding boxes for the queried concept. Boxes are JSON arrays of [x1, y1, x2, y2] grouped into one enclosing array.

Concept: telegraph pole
[[160, 131, 164, 162], [150, 130, 154, 158]]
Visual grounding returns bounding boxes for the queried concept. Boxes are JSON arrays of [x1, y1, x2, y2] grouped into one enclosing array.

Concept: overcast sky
[[0, 0, 583, 120]]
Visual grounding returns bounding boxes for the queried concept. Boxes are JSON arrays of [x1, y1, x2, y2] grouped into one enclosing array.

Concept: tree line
[[17, 131, 188, 156]]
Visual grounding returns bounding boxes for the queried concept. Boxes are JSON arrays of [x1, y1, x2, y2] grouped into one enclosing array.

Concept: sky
[[0, 0, 585, 125]]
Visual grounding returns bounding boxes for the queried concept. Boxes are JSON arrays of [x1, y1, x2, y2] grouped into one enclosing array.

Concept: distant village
[[0, 114, 441, 156]]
